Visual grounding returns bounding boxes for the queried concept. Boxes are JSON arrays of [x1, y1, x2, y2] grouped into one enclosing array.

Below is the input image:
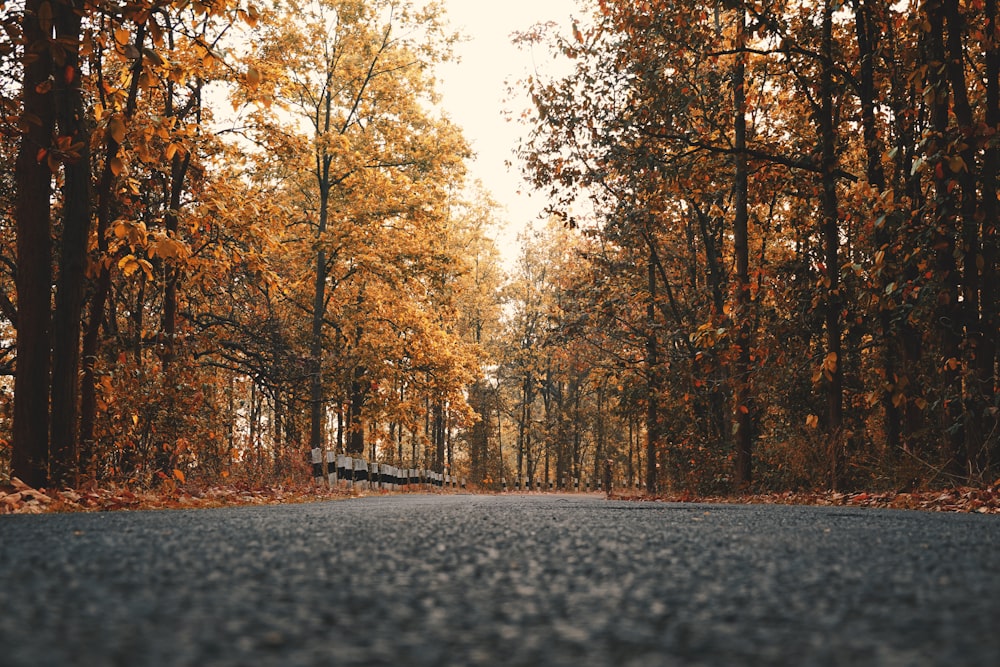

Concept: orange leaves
[[242, 4, 261, 29], [245, 66, 262, 92], [117, 254, 153, 279], [107, 116, 127, 145], [0, 479, 359, 514], [643, 486, 1000, 514], [113, 219, 148, 247], [147, 235, 189, 262], [690, 321, 727, 348], [113, 26, 131, 49], [811, 352, 838, 385]]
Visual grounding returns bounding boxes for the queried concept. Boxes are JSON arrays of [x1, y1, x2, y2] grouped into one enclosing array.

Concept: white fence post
[[326, 451, 336, 486], [311, 448, 323, 484]]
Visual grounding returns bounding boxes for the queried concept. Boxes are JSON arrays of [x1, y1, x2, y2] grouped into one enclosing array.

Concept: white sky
[[434, 0, 579, 263]]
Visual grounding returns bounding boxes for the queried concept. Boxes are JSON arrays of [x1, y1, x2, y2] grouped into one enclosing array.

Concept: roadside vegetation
[[2, 0, 999, 505]]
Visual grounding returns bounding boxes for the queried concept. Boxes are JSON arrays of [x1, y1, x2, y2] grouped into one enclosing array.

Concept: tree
[[244, 0, 464, 461]]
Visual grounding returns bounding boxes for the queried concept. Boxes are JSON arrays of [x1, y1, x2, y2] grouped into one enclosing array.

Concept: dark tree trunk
[[982, 0, 1000, 471], [12, 0, 55, 489], [854, 0, 902, 455], [820, 0, 844, 487], [645, 249, 661, 494], [49, 0, 90, 487], [347, 369, 366, 455], [944, 0, 988, 478], [926, 0, 966, 476], [469, 379, 490, 485], [732, 4, 753, 488]]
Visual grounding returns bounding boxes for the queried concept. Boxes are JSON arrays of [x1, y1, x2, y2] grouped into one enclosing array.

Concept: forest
[[1, 0, 998, 498]]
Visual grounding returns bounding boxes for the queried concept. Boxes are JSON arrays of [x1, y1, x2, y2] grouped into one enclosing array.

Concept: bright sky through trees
[[435, 0, 578, 261]]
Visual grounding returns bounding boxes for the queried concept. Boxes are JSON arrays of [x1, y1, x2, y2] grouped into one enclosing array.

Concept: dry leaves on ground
[[634, 480, 1000, 514], [0, 477, 360, 515], [3, 477, 1000, 515]]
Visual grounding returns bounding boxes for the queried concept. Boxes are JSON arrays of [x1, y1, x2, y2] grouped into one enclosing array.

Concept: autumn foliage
[[0, 0, 501, 491], [509, 0, 1000, 494], [1, 0, 999, 502]]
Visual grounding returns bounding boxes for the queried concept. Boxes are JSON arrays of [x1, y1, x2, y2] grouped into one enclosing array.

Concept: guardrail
[[311, 449, 465, 491]]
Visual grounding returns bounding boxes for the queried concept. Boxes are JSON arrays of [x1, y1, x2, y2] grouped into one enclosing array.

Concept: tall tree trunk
[[820, 0, 844, 487], [926, 0, 966, 477], [944, 0, 987, 478], [732, 4, 753, 488], [855, 0, 903, 455], [309, 78, 335, 461], [517, 374, 528, 488], [309, 246, 327, 456], [348, 368, 366, 455], [469, 379, 490, 485], [161, 150, 191, 367], [49, 0, 90, 487], [982, 0, 1000, 471], [645, 248, 661, 494], [12, 0, 55, 489], [885, 14, 927, 455]]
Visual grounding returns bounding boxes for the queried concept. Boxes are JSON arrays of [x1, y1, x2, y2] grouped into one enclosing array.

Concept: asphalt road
[[1, 493, 998, 666]]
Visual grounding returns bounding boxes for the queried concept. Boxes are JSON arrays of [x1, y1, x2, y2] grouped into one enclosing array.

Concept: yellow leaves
[[114, 27, 130, 48], [172, 469, 186, 484], [165, 142, 184, 161], [113, 219, 148, 247], [118, 254, 153, 279], [245, 66, 262, 92], [316, 131, 351, 157], [193, 41, 214, 67], [690, 321, 727, 348], [823, 351, 838, 373], [243, 4, 260, 28], [111, 220, 188, 276], [148, 235, 189, 261], [806, 414, 819, 429], [108, 116, 126, 145]]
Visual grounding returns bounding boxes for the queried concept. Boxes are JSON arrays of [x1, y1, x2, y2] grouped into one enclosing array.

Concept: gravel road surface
[[1, 493, 998, 666]]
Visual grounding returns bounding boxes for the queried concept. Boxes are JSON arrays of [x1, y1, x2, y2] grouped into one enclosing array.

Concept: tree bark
[[49, 0, 90, 487], [732, 4, 753, 488], [982, 0, 1000, 470], [645, 248, 661, 494], [820, 0, 844, 487], [854, 0, 902, 455], [926, 0, 966, 477], [12, 0, 56, 488]]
